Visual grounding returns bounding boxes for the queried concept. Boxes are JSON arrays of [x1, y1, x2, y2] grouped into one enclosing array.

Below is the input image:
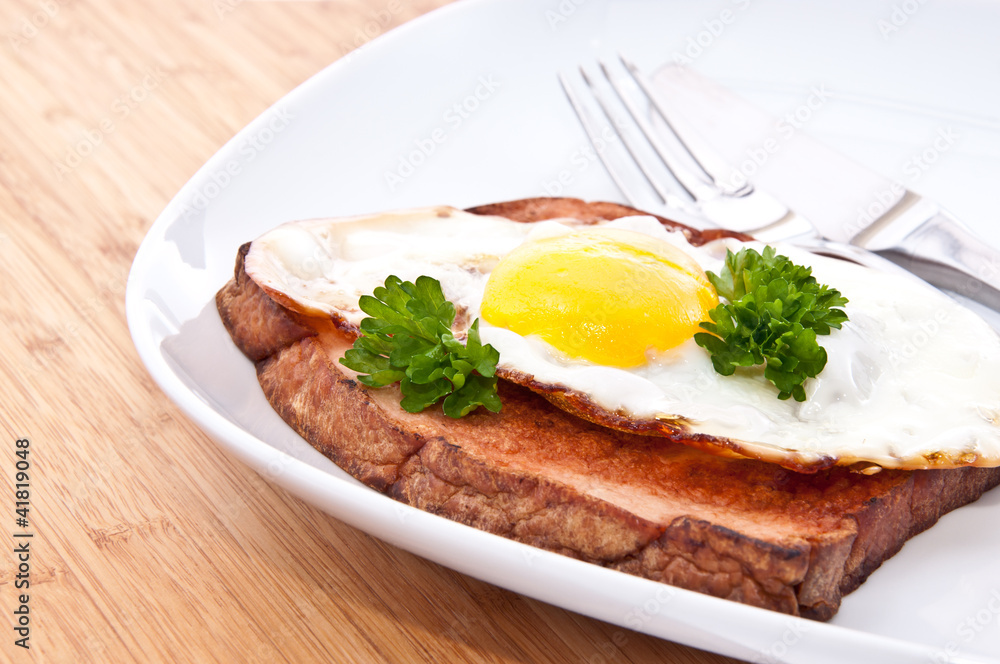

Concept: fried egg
[[244, 205, 1000, 472]]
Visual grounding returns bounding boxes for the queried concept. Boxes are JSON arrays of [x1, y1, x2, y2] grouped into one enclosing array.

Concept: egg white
[[245, 206, 1000, 470]]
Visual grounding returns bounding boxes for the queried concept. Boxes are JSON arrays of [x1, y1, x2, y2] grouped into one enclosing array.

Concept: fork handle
[[872, 210, 1000, 311]]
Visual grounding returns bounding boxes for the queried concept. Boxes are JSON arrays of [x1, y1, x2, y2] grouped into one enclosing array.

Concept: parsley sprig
[[694, 246, 849, 402], [339, 275, 502, 418]]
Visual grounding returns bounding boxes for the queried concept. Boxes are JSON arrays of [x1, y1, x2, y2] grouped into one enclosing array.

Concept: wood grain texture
[[0, 0, 741, 662]]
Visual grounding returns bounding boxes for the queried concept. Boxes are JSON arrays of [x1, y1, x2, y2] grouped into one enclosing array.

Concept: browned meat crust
[[217, 197, 1000, 620], [465, 198, 751, 245]]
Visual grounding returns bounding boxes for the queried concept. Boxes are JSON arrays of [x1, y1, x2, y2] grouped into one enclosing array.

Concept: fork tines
[[559, 54, 753, 225]]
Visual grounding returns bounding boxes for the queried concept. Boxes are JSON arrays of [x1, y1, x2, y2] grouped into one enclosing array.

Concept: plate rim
[[124, 1, 1000, 662]]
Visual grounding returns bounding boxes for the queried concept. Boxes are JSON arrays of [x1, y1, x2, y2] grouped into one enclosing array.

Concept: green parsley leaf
[[694, 246, 849, 401], [339, 275, 502, 417]]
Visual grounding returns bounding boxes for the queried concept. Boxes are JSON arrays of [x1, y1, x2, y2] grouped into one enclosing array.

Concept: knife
[[647, 65, 1000, 311]]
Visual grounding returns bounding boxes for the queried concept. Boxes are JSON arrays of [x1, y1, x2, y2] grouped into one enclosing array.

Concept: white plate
[[126, 1, 1000, 662]]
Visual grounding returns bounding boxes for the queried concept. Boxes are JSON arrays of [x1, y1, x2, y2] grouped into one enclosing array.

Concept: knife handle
[[875, 210, 1000, 311]]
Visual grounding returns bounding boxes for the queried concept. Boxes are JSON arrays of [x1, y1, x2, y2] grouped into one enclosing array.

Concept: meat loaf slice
[[216, 197, 1000, 620]]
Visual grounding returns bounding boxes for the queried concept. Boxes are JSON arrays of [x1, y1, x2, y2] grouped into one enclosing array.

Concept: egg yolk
[[480, 228, 718, 367]]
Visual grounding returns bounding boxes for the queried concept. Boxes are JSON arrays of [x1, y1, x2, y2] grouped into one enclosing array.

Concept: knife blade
[[647, 65, 1000, 311]]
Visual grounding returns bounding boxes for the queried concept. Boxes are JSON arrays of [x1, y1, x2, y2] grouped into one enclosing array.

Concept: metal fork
[[557, 54, 924, 273], [558, 55, 787, 232]]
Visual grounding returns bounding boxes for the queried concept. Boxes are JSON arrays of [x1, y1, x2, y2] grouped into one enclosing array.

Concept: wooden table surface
[[0, 1, 743, 662]]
